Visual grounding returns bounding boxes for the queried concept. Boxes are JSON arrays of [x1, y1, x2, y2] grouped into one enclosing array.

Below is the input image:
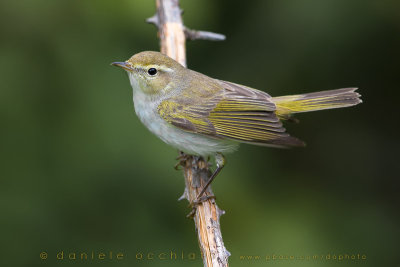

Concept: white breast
[[129, 76, 238, 156]]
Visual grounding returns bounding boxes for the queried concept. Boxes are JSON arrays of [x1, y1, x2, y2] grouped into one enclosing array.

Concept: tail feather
[[272, 87, 362, 118]]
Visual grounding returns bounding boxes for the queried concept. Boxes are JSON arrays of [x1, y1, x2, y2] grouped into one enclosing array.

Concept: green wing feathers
[[208, 110, 305, 147], [158, 79, 305, 148], [158, 77, 361, 149], [272, 87, 362, 118]]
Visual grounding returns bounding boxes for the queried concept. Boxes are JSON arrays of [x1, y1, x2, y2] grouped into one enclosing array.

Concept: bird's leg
[[186, 154, 225, 218], [196, 153, 225, 200]]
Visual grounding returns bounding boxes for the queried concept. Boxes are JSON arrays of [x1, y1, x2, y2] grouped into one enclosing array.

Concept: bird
[[112, 51, 362, 200]]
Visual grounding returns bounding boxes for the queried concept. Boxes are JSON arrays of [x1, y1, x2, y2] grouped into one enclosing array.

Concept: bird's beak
[[111, 61, 134, 71]]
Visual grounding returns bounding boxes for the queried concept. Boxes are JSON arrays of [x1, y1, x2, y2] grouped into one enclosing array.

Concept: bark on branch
[[147, 0, 230, 266]]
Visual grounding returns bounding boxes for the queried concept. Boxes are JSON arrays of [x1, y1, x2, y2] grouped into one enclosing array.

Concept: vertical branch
[[182, 155, 230, 267], [147, 0, 229, 266], [155, 0, 186, 66]]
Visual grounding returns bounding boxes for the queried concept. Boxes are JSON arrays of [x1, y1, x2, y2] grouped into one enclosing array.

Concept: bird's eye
[[147, 68, 157, 76]]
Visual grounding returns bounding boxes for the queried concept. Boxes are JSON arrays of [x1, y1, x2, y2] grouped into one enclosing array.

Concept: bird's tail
[[272, 87, 362, 119]]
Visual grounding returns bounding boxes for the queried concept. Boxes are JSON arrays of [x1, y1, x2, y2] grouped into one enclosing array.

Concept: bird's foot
[[174, 151, 190, 170], [186, 195, 216, 218]]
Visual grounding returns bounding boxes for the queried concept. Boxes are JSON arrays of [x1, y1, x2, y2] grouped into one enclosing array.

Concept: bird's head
[[112, 51, 186, 96]]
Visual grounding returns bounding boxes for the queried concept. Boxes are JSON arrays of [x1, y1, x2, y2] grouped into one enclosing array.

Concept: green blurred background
[[1, 0, 399, 266]]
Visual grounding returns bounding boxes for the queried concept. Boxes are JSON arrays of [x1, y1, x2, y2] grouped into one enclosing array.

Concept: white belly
[[132, 91, 238, 157]]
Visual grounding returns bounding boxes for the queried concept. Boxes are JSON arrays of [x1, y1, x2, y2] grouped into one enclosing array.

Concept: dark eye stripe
[[148, 68, 157, 75]]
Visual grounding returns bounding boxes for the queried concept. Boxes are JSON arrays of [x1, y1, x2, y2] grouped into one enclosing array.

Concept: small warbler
[[112, 51, 361, 198]]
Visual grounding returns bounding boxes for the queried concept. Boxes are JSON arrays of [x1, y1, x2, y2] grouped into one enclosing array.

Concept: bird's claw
[[174, 152, 190, 170], [186, 195, 216, 218]]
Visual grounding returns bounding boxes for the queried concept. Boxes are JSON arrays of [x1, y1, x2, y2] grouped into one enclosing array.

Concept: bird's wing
[[158, 79, 304, 147]]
